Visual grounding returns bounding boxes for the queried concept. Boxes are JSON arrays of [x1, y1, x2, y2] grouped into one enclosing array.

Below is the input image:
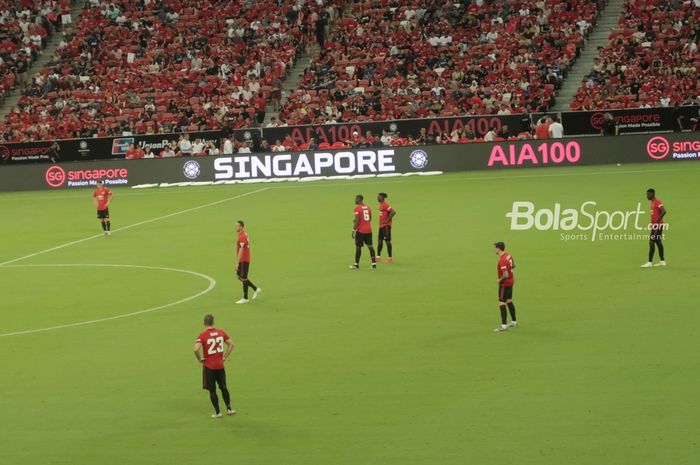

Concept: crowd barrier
[[1, 106, 697, 165], [0, 132, 697, 192]]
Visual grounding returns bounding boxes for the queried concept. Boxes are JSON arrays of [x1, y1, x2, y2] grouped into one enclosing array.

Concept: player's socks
[[101, 221, 107, 231], [248, 281, 258, 292], [243, 282, 249, 299], [369, 247, 376, 265], [106, 221, 111, 231], [387, 242, 392, 258], [507, 302, 516, 322], [355, 248, 362, 264], [648, 243, 655, 262], [221, 388, 231, 409], [377, 242, 384, 257], [657, 242, 664, 261], [209, 391, 220, 415], [499, 305, 508, 325]]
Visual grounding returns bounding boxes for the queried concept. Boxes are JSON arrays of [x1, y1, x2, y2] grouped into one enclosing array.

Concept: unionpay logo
[[647, 136, 670, 160], [409, 150, 428, 169], [183, 160, 201, 179], [45, 165, 66, 187], [112, 137, 134, 156]]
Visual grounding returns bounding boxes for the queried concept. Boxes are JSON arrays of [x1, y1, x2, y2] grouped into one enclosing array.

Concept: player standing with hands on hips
[[494, 242, 518, 332], [349, 194, 377, 270], [194, 314, 235, 418], [92, 180, 112, 236], [234, 220, 261, 304], [641, 188, 667, 268], [376, 192, 396, 263]]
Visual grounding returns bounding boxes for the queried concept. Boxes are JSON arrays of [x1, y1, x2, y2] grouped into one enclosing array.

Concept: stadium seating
[[279, 0, 603, 126], [0, 0, 62, 103], [570, 0, 700, 110], [0, 0, 317, 141]]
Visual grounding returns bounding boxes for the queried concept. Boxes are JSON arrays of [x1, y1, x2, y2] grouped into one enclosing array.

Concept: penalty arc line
[[0, 264, 217, 338], [0, 187, 269, 267]]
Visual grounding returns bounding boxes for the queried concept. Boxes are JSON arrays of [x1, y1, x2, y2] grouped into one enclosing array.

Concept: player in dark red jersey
[[234, 220, 261, 304], [194, 314, 235, 418], [642, 188, 667, 268], [349, 194, 377, 270], [92, 180, 113, 236], [375, 192, 397, 263], [494, 242, 518, 332]]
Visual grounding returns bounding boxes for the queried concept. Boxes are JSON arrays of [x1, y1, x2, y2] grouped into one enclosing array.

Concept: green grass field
[[1, 163, 698, 465]]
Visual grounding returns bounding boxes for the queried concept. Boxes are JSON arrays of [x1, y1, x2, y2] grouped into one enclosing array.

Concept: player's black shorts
[[378, 226, 392, 241], [202, 367, 227, 391], [97, 208, 109, 219], [498, 285, 513, 302], [355, 231, 373, 247], [649, 224, 664, 241], [237, 261, 250, 280]]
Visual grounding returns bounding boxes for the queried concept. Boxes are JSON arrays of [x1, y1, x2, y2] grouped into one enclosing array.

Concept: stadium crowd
[[279, 0, 603, 126], [0, 0, 332, 142], [0, 0, 67, 102], [571, 0, 700, 110]]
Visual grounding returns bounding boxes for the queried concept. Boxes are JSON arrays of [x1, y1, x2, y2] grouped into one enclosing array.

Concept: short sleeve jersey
[[354, 204, 372, 234], [93, 187, 111, 210], [497, 252, 515, 287], [196, 328, 229, 370], [378, 201, 394, 227], [237, 231, 251, 262], [650, 198, 664, 224]]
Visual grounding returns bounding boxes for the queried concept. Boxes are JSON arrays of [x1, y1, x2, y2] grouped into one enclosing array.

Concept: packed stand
[[0, 0, 66, 102], [0, 0, 328, 142], [279, 0, 603, 126], [571, 0, 700, 110]]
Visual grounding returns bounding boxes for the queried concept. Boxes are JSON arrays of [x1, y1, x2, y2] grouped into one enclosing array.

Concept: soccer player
[[641, 188, 667, 268], [92, 180, 112, 236], [494, 242, 518, 332], [376, 192, 396, 263], [234, 220, 261, 304], [193, 314, 235, 418], [349, 194, 377, 270]]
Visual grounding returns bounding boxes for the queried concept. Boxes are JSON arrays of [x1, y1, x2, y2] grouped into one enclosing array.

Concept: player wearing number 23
[[194, 314, 235, 418]]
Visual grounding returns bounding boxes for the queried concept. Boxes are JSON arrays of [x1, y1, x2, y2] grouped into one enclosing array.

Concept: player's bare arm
[[352, 214, 359, 237], [193, 342, 204, 363], [223, 338, 234, 361], [388, 208, 396, 221], [498, 268, 509, 283]]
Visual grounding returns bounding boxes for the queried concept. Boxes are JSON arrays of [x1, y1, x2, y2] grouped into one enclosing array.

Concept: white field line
[[0, 264, 216, 337], [0, 187, 269, 267]]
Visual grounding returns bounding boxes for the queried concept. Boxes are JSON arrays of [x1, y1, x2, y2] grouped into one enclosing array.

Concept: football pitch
[[1, 163, 698, 465]]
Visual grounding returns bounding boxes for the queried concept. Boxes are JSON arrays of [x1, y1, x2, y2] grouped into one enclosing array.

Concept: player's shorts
[[378, 225, 392, 241], [202, 367, 227, 391], [237, 261, 250, 280], [498, 285, 513, 302], [649, 224, 664, 241], [355, 231, 373, 247], [97, 208, 109, 219]]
